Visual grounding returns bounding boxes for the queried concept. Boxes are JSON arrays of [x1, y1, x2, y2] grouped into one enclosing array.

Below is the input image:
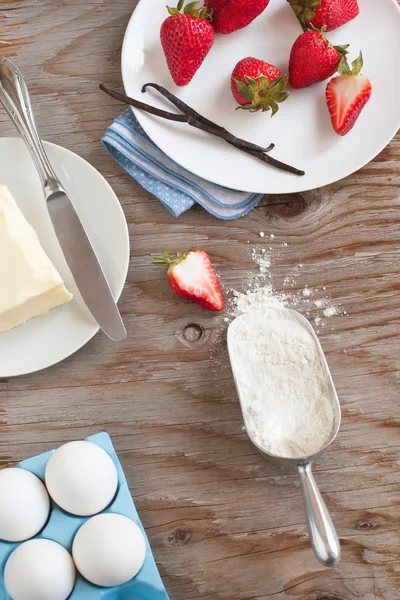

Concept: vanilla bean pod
[[100, 85, 186, 122], [101, 84, 270, 153], [227, 143, 305, 175], [186, 117, 304, 175], [142, 82, 274, 153], [100, 84, 305, 176]]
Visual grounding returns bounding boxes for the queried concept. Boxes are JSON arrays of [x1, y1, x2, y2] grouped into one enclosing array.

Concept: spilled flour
[[228, 248, 286, 319], [224, 245, 345, 330]]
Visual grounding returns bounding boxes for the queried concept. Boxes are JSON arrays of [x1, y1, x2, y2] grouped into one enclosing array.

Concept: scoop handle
[[297, 460, 340, 567]]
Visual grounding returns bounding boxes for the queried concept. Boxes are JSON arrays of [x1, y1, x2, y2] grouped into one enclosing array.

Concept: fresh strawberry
[[287, 0, 359, 32], [205, 0, 270, 34], [231, 57, 289, 114], [160, 0, 214, 86], [326, 51, 372, 136], [289, 30, 348, 89], [152, 251, 224, 311]]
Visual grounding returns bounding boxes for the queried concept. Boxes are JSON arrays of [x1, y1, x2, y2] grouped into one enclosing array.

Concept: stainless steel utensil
[[0, 57, 127, 342], [227, 307, 341, 567]]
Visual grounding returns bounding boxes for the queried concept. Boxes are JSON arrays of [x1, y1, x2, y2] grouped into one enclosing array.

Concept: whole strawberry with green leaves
[[287, 0, 359, 32], [160, 0, 214, 87], [231, 57, 289, 115], [289, 29, 349, 88]]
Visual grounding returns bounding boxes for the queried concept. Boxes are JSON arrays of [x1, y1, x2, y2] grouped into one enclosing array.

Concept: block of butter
[[0, 185, 73, 333]]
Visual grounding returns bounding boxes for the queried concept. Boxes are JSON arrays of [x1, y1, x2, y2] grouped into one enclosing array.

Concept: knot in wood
[[183, 323, 203, 342], [267, 193, 307, 217], [356, 521, 374, 530], [168, 525, 192, 545]]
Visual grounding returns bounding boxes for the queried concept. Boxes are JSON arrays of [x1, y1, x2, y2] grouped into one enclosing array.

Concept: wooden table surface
[[0, 1, 399, 599]]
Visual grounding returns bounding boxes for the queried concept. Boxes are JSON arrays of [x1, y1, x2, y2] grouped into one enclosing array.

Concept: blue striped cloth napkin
[[102, 109, 263, 220]]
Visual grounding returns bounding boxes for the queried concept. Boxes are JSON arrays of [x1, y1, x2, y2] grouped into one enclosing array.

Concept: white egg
[[45, 441, 118, 516], [72, 513, 146, 587], [4, 539, 76, 600], [0, 468, 50, 542]]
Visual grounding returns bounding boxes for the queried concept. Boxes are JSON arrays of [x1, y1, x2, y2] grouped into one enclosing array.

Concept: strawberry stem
[[337, 50, 363, 76], [287, 0, 322, 32], [351, 51, 363, 75], [234, 74, 289, 115], [166, 0, 213, 20], [151, 251, 189, 266]]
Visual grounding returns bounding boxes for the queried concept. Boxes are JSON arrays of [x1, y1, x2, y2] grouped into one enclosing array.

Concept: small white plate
[[122, 0, 400, 194], [0, 138, 129, 377]]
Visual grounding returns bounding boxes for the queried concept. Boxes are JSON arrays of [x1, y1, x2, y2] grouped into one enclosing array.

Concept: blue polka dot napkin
[[102, 109, 263, 220]]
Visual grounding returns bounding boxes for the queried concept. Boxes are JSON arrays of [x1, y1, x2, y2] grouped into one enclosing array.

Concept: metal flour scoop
[[227, 307, 341, 567]]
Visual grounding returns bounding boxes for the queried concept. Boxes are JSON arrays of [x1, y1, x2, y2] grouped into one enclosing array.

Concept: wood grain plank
[[0, 1, 399, 598]]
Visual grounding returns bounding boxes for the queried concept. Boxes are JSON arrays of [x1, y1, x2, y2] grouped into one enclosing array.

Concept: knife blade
[[0, 56, 126, 342], [47, 191, 127, 342]]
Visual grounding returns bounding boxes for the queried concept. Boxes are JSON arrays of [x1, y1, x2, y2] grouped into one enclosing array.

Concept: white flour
[[229, 309, 334, 459], [324, 306, 338, 318], [232, 285, 286, 316], [212, 241, 345, 446], [224, 245, 345, 330]]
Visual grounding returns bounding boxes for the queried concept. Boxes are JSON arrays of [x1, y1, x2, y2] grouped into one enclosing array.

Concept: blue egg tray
[[0, 432, 169, 600]]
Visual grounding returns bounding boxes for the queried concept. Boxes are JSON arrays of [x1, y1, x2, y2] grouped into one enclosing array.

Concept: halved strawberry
[[152, 250, 224, 311], [326, 52, 372, 136]]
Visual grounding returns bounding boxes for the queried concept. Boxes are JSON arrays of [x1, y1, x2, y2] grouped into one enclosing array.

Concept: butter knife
[[0, 57, 127, 342]]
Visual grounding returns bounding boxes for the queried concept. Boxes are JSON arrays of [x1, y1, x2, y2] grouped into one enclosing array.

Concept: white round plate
[[0, 138, 129, 377], [122, 0, 400, 194]]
